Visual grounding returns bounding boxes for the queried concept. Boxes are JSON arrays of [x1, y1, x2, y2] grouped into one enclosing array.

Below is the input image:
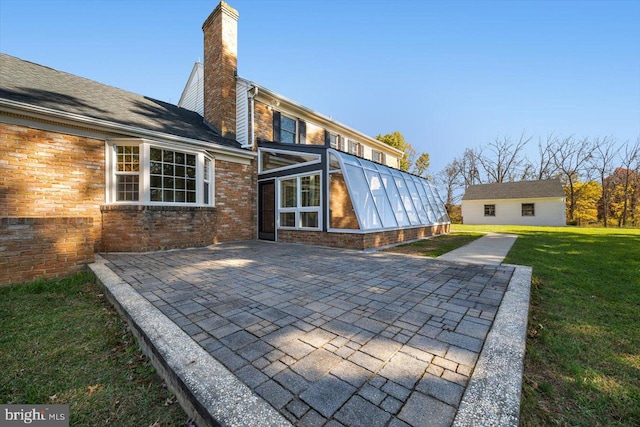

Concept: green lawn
[[0, 272, 190, 426], [383, 232, 485, 257], [453, 224, 640, 426]]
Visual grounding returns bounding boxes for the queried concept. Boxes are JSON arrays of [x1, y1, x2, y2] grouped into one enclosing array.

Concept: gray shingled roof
[[462, 179, 565, 200], [0, 53, 239, 148]]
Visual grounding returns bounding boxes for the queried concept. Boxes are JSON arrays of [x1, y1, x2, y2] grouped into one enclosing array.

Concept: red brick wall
[[0, 217, 94, 285], [214, 159, 256, 242], [277, 224, 451, 250], [0, 123, 105, 251], [101, 205, 218, 252]]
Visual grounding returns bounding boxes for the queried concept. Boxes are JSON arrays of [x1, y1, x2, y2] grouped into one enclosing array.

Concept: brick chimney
[[202, 1, 238, 139]]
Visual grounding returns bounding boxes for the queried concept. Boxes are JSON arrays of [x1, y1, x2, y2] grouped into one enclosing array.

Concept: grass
[[0, 272, 190, 427], [452, 224, 640, 426], [383, 231, 485, 257]]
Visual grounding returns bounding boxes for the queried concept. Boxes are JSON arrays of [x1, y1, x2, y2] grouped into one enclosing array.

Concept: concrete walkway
[[90, 239, 530, 427], [437, 233, 518, 265]]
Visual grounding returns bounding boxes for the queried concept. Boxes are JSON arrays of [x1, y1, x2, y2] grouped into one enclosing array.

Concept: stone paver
[[101, 241, 515, 426]]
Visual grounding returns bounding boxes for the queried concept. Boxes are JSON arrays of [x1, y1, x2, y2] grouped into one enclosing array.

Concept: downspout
[[243, 85, 259, 150]]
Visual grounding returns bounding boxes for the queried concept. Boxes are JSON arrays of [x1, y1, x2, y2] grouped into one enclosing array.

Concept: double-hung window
[[279, 173, 321, 229], [115, 146, 140, 201], [372, 150, 384, 164], [108, 140, 213, 205]]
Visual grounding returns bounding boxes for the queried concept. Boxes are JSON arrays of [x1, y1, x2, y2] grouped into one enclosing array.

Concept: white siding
[[236, 80, 249, 147], [177, 63, 204, 116], [462, 197, 566, 226]]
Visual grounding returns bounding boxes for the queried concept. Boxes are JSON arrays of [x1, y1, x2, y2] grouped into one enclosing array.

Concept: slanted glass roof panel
[[344, 164, 382, 230], [404, 176, 429, 223], [331, 150, 449, 231], [363, 168, 398, 228], [392, 175, 420, 225], [379, 173, 410, 227]]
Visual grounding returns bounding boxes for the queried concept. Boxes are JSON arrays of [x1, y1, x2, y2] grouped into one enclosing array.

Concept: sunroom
[[257, 142, 450, 250]]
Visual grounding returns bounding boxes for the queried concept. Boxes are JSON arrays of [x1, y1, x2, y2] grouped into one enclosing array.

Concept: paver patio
[[100, 241, 515, 426]]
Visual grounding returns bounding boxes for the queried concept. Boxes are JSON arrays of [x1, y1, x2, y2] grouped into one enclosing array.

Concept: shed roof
[[0, 53, 239, 148], [462, 179, 565, 200]]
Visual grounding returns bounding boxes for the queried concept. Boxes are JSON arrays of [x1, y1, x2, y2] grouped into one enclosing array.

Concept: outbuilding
[[461, 179, 566, 226]]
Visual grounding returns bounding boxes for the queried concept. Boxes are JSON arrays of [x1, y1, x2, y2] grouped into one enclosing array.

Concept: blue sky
[[1, 0, 639, 173]]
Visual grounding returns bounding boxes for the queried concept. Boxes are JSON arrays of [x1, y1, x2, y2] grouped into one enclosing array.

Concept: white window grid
[[277, 173, 322, 230]]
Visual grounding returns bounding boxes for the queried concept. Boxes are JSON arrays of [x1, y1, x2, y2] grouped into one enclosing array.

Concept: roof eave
[[0, 98, 255, 160]]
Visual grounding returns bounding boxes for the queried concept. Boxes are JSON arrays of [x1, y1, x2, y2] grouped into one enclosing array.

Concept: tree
[[376, 131, 415, 172], [413, 153, 430, 177], [436, 160, 462, 209], [571, 181, 602, 225], [617, 140, 639, 226], [552, 136, 593, 222], [588, 136, 620, 227], [458, 148, 481, 188], [476, 134, 530, 183]]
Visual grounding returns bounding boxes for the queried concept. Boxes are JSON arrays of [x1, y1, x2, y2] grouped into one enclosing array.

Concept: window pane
[[163, 150, 174, 163], [146, 147, 198, 203], [281, 116, 296, 132], [300, 211, 318, 228], [379, 173, 410, 227], [150, 148, 162, 161], [344, 164, 381, 230], [260, 150, 320, 172], [329, 172, 359, 229], [116, 175, 139, 201], [329, 152, 341, 171], [204, 182, 209, 205], [364, 169, 397, 228], [280, 179, 297, 208], [393, 176, 419, 225], [280, 212, 296, 227], [301, 175, 320, 207], [116, 146, 139, 172]]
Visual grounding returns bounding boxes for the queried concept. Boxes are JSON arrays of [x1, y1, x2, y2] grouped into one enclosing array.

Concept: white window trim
[[106, 139, 214, 206], [276, 172, 322, 231]]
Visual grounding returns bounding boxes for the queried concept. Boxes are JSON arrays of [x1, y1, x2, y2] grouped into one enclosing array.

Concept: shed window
[[484, 204, 496, 216], [522, 203, 535, 216]]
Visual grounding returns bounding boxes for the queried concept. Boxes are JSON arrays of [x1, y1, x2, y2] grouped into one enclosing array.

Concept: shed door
[[258, 180, 276, 241]]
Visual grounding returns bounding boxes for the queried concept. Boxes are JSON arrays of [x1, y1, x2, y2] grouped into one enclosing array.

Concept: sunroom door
[[258, 180, 276, 241]]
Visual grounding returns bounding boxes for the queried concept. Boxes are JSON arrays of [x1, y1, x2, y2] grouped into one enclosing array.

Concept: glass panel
[[344, 164, 381, 230], [280, 179, 297, 208], [186, 154, 196, 167], [260, 150, 321, 173], [281, 115, 296, 132], [393, 176, 419, 224], [163, 150, 174, 163], [412, 177, 436, 224], [150, 147, 161, 161], [204, 182, 209, 205], [329, 172, 359, 229], [329, 152, 341, 171], [186, 179, 196, 191], [404, 176, 429, 224], [379, 173, 410, 227], [116, 146, 139, 172], [300, 211, 318, 228], [337, 151, 360, 166], [280, 212, 296, 227], [301, 175, 320, 207], [187, 192, 196, 203], [116, 175, 139, 201], [363, 168, 397, 228]]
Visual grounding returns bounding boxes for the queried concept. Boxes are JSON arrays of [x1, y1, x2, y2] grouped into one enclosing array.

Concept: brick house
[[0, 1, 449, 285]]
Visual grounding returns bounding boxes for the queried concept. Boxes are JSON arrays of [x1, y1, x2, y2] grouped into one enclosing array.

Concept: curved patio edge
[[452, 264, 532, 427], [88, 255, 292, 427]]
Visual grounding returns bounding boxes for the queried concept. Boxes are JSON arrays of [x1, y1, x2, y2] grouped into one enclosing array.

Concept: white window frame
[[106, 139, 214, 206], [277, 172, 322, 231]]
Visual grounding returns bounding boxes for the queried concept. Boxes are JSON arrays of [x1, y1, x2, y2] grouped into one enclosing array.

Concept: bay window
[[107, 140, 213, 205]]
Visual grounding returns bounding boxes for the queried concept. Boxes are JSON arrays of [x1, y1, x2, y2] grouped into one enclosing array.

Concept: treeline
[[435, 134, 640, 227]]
